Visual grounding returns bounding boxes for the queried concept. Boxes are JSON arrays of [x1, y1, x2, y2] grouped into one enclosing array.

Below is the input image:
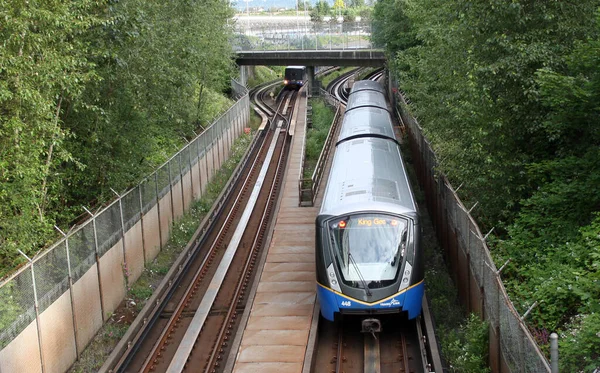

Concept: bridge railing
[[298, 88, 342, 207], [234, 21, 372, 51]]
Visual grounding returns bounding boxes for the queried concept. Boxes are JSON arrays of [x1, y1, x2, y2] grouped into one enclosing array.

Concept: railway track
[[308, 68, 442, 373], [314, 314, 428, 373], [106, 83, 298, 373]]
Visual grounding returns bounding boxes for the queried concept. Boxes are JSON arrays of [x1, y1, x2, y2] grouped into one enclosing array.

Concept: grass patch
[[247, 66, 279, 89], [357, 67, 377, 81], [319, 67, 357, 89], [68, 315, 129, 373], [303, 98, 335, 179], [68, 131, 254, 373]]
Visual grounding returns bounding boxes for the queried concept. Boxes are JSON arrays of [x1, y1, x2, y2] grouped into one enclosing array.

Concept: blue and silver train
[[315, 80, 424, 322], [283, 66, 306, 90]]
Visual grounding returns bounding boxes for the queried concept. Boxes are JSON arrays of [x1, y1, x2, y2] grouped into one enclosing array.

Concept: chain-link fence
[[0, 81, 250, 372], [234, 20, 372, 51], [394, 88, 551, 372]]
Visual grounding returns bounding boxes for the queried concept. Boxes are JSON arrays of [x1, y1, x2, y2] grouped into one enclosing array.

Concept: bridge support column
[[306, 66, 318, 97], [239, 65, 250, 86]]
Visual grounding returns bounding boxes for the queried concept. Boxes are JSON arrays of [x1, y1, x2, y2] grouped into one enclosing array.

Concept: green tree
[[371, 0, 417, 53], [61, 0, 236, 209], [373, 0, 600, 367], [347, 0, 364, 8], [310, 0, 331, 23], [0, 0, 236, 275], [0, 0, 104, 269]]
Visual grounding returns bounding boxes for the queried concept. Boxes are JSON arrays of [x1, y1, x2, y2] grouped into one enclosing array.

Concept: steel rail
[[205, 125, 290, 373], [335, 322, 345, 373], [166, 128, 283, 373], [135, 132, 274, 373]]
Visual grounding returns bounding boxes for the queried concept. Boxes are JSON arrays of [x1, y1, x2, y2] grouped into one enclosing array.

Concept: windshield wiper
[[348, 252, 372, 297]]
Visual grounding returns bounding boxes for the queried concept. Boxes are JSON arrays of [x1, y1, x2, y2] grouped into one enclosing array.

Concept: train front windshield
[[329, 214, 408, 288]]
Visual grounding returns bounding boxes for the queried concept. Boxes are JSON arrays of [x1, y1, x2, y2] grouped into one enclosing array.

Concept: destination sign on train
[[356, 218, 398, 226]]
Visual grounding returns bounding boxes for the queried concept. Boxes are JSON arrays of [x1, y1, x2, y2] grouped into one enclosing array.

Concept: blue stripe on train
[[317, 282, 425, 321]]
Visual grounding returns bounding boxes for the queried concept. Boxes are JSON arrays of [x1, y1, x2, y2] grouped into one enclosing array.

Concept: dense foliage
[[373, 0, 600, 370], [0, 0, 235, 276], [310, 0, 372, 23], [303, 98, 335, 179]]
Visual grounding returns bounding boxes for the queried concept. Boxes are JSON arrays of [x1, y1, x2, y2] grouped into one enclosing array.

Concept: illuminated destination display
[[331, 216, 401, 229], [357, 218, 398, 226]]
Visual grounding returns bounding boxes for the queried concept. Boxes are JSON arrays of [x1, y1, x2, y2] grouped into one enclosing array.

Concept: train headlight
[[327, 263, 342, 292], [284, 80, 289, 85], [399, 262, 412, 291]]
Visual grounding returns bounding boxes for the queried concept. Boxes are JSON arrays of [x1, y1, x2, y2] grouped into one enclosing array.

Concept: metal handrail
[[298, 91, 342, 206]]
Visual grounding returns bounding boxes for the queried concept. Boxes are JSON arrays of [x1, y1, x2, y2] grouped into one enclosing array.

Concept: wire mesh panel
[[156, 164, 170, 199], [0, 268, 37, 348], [140, 175, 157, 214], [199, 133, 207, 159], [121, 186, 141, 231], [484, 260, 500, 328], [524, 328, 551, 371], [500, 304, 521, 371], [169, 155, 182, 185], [190, 136, 200, 166], [446, 185, 456, 227], [68, 221, 97, 282], [232, 79, 248, 98], [456, 205, 468, 251], [34, 242, 69, 313], [470, 230, 484, 285], [95, 202, 123, 256], [209, 126, 217, 150], [180, 145, 190, 174]]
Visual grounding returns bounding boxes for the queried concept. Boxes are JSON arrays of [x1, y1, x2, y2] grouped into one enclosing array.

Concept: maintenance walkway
[[226, 88, 334, 373]]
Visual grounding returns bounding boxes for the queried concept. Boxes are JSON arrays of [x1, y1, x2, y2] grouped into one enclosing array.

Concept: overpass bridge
[[235, 49, 385, 67], [235, 49, 387, 94]]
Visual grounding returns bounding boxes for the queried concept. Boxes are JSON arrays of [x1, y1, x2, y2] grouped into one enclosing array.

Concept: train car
[[315, 81, 424, 323], [337, 106, 396, 144], [345, 87, 389, 113], [283, 66, 306, 90], [350, 79, 386, 95]]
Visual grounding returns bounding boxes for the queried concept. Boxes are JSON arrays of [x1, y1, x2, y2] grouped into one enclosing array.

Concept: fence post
[[550, 333, 559, 373], [219, 122, 224, 167], [55, 227, 80, 358], [138, 185, 147, 264], [110, 188, 128, 273], [154, 172, 163, 250], [204, 134, 210, 191], [167, 161, 175, 225], [212, 130, 217, 180], [178, 153, 185, 211], [83, 207, 105, 321], [17, 250, 46, 373], [198, 136, 203, 199], [188, 141, 195, 202]]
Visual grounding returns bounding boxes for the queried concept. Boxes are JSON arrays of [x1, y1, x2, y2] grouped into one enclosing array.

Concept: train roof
[[285, 66, 306, 70], [337, 107, 396, 144], [346, 89, 389, 113], [319, 137, 417, 219], [350, 80, 386, 95]]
